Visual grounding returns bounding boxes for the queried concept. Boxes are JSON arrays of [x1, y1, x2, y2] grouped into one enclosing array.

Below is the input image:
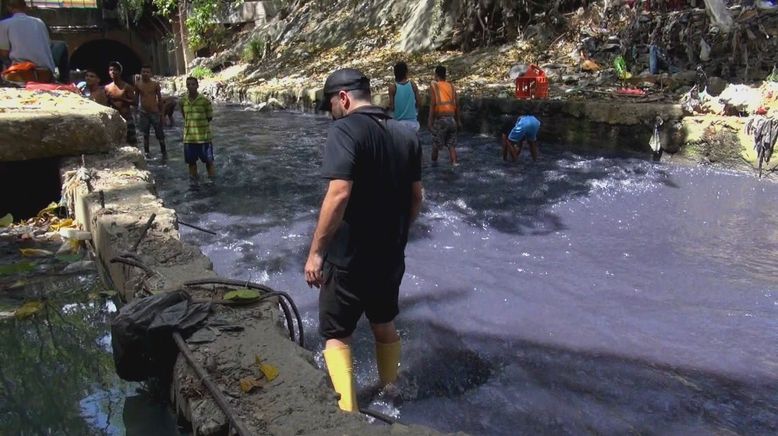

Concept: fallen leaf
[[0, 213, 12, 227], [36, 202, 59, 218], [0, 311, 14, 320], [260, 363, 279, 381], [50, 218, 75, 230], [15, 301, 43, 319], [19, 248, 54, 257], [224, 289, 261, 301], [239, 376, 262, 393]]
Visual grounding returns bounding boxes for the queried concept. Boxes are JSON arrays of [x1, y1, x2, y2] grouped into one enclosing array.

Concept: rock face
[[0, 89, 125, 162]]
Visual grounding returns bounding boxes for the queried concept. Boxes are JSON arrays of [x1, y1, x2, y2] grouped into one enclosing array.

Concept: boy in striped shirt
[[181, 77, 215, 181]]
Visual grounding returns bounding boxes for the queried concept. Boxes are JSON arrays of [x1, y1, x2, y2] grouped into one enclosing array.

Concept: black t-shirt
[[321, 105, 422, 269]]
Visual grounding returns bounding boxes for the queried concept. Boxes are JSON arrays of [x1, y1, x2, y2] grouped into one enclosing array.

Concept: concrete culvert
[[70, 39, 142, 84]]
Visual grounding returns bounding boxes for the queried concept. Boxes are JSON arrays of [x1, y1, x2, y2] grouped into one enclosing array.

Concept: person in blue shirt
[[502, 114, 541, 162], [387, 61, 420, 132]]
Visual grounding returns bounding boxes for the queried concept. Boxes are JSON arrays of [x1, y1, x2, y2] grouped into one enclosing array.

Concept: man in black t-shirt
[[305, 68, 423, 412]]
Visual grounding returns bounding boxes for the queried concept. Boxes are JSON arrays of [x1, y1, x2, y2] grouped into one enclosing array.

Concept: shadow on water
[[386, 289, 778, 435]]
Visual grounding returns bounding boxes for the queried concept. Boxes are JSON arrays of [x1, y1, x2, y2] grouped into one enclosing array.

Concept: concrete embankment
[[172, 76, 763, 167], [167, 74, 776, 174], [2, 89, 444, 435]]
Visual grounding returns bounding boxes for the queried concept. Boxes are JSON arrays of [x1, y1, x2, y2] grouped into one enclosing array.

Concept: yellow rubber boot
[[375, 340, 401, 386], [323, 345, 357, 412]]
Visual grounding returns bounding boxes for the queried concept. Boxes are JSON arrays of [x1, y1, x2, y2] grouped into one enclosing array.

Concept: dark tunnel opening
[[70, 39, 142, 84], [0, 158, 62, 220]]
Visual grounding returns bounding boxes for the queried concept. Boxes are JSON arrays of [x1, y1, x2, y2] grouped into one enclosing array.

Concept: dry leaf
[[50, 218, 75, 231], [19, 248, 54, 257], [255, 355, 280, 381], [15, 301, 43, 319], [259, 363, 279, 381], [239, 376, 262, 393]]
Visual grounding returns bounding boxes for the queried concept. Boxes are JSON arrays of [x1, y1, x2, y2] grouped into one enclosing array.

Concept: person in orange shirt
[[428, 65, 461, 166]]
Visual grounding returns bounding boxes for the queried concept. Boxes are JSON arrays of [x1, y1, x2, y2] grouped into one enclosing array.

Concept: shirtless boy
[[135, 65, 167, 157], [82, 69, 108, 106], [104, 61, 137, 146]]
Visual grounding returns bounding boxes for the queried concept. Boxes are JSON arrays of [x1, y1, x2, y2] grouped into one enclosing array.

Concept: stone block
[[0, 89, 125, 162]]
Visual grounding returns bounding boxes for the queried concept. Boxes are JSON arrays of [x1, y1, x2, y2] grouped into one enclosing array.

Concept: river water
[[0, 259, 180, 435], [148, 107, 778, 435]]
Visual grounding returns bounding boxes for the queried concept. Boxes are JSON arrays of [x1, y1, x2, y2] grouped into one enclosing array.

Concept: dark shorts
[[319, 260, 405, 339], [138, 111, 164, 140], [184, 142, 214, 164], [125, 114, 137, 145]]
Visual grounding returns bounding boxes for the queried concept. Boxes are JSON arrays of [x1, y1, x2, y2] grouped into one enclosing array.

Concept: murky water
[[149, 108, 778, 435], [0, 241, 179, 435]]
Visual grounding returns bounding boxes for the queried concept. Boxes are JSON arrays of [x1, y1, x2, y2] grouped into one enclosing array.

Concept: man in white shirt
[[0, 0, 56, 74]]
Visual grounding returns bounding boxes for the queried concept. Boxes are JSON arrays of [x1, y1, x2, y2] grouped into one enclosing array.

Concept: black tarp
[[111, 290, 211, 382]]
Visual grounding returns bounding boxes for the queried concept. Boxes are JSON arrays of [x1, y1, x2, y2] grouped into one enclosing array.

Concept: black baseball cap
[[317, 68, 371, 111]]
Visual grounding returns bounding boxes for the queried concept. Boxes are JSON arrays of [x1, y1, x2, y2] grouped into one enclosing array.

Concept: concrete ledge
[[0, 89, 125, 162]]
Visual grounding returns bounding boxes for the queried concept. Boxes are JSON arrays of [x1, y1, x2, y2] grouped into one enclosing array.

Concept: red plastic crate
[[514, 65, 549, 100]]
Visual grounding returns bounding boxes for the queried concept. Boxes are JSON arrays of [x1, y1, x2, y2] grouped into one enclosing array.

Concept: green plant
[[242, 37, 264, 63], [190, 66, 214, 79], [119, 0, 243, 50]]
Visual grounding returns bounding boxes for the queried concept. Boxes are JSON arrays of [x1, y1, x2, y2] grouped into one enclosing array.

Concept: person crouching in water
[[387, 61, 420, 133], [180, 77, 215, 183], [502, 114, 541, 162]]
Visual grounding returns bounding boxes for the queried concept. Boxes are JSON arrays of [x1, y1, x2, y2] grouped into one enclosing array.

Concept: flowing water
[[148, 107, 778, 435]]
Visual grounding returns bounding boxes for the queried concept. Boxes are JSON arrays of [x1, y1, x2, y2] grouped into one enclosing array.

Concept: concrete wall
[[202, 79, 686, 154]]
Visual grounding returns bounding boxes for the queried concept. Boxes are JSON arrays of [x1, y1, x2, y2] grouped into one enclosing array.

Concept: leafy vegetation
[[242, 36, 265, 64], [190, 66, 214, 79], [119, 0, 244, 50]]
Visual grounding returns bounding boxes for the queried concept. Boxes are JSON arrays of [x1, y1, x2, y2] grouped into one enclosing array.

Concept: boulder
[[0, 89, 125, 162]]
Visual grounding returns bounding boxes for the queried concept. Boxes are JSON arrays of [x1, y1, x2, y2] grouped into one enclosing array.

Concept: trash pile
[[542, 1, 778, 100], [0, 202, 99, 320]]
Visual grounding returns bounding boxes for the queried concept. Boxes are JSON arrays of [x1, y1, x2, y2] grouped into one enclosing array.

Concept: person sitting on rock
[[502, 114, 541, 162], [0, 0, 56, 83]]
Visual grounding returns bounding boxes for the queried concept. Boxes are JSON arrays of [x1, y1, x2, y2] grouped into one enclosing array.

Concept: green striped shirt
[[181, 93, 213, 143]]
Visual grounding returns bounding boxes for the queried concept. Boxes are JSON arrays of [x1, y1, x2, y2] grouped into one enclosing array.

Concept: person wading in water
[[428, 65, 461, 166], [135, 64, 167, 159], [387, 61, 421, 133], [306, 68, 423, 412]]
